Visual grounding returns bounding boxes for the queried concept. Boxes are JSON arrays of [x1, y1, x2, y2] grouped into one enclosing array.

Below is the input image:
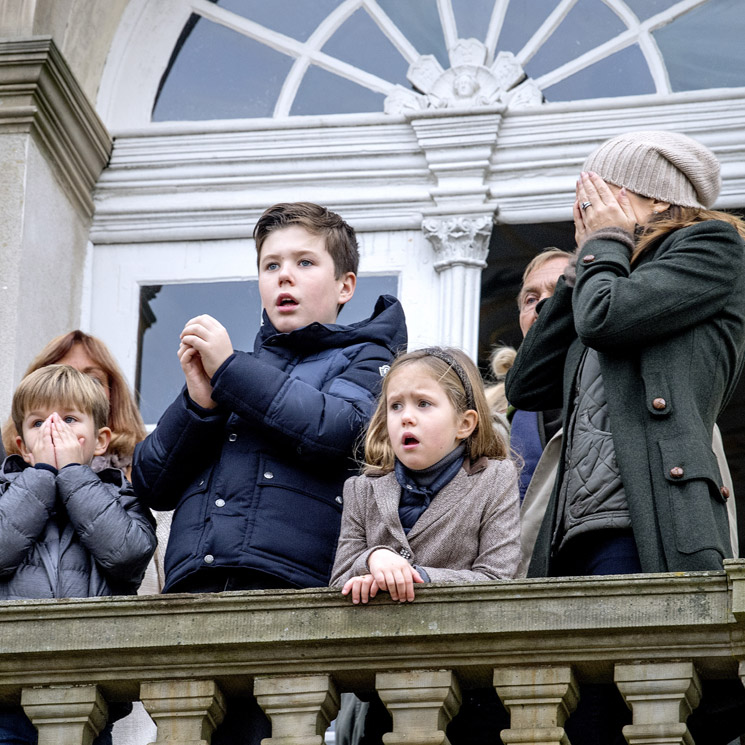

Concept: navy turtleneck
[[395, 443, 466, 535]]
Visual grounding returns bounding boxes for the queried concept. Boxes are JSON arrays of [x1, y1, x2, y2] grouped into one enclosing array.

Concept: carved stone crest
[[385, 40, 543, 114]]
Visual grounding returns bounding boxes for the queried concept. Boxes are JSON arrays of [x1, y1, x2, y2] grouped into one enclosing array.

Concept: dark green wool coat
[[506, 220, 745, 575]]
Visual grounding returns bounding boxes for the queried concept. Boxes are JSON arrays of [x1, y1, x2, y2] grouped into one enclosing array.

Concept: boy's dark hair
[[253, 202, 360, 278], [12, 365, 110, 438]]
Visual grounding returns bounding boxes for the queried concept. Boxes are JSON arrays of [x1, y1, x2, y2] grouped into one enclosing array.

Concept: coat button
[[264, 471, 274, 479], [335, 495, 343, 504], [204, 554, 215, 564], [228, 433, 237, 442], [652, 397, 667, 410], [215, 498, 225, 507], [670, 467, 684, 479], [721, 486, 731, 500], [582, 254, 595, 264], [399, 548, 412, 559]]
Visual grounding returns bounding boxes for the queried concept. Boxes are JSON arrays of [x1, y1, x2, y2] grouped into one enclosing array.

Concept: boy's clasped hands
[[342, 547, 424, 604], [178, 314, 235, 409]]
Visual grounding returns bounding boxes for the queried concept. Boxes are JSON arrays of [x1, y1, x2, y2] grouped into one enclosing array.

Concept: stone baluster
[[140, 680, 226, 745], [615, 662, 701, 745], [376, 669, 461, 745], [21, 684, 108, 745], [492, 665, 579, 745], [254, 674, 339, 745]]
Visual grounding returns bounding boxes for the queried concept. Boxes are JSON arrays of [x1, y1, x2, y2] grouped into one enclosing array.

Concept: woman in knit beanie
[[506, 130, 745, 743]]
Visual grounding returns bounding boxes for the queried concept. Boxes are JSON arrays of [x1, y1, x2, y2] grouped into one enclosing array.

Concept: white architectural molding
[[0, 37, 111, 218], [385, 43, 542, 114], [92, 89, 745, 245], [422, 214, 493, 359]]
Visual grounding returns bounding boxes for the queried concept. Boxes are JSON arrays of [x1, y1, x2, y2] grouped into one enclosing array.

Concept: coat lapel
[[370, 472, 409, 546]]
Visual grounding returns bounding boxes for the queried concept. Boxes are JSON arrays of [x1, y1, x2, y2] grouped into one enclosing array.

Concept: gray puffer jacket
[[0, 456, 156, 600]]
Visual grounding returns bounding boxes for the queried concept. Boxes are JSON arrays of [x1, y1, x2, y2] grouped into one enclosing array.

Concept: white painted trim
[[484, 0, 509, 63]]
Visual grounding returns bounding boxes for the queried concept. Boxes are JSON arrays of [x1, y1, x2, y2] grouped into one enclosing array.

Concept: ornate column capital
[[422, 214, 492, 271]]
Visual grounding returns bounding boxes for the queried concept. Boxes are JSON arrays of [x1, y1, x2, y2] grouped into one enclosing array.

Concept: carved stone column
[[615, 662, 701, 745], [422, 214, 492, 359], [254, 674, 339, 745], [376, 669, 461, 745], [21, 684, 108, 745], [493, 665, 579, 745], [140, 680, 226, 745], [0, 37, 110, 411]]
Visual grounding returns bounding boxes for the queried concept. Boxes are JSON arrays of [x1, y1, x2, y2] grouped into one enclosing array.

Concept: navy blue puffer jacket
[[133, 295, 407, 590]]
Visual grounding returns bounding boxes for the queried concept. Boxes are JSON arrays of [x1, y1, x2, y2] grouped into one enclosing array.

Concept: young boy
[[0, 364, 156, 745], [133, 202, 407, 594], [0, 364, 156, 600]]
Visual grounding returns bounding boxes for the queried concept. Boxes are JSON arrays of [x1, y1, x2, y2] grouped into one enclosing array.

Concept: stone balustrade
[[3, 561, 745, 745]]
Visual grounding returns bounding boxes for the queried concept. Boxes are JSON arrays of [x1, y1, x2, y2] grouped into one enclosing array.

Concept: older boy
[[133, 202, 407, 594]]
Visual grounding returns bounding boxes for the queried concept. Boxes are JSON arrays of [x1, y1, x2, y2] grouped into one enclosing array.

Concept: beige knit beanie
[[583, 130, 721, 208]]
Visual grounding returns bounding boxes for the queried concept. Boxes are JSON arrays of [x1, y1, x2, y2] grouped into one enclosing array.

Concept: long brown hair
[[2, 330, 146, 460], [633, 207, 745, 265], [363, 347, 508, 475]]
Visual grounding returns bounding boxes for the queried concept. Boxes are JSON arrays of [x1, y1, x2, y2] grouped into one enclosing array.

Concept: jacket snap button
[[215, 498, 225, 507], [204, 554, 215, 564], [669, 467, 684, 479], [721, 486, 731, 500], [582, 254, 595, 264], [228, 433, 237, 442], [264, 471, 274, 479], [335, 495, 343, 504], [652, 397, 667, 410]]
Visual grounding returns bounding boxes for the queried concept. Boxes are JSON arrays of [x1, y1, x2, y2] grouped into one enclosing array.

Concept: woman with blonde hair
[[3, 330, 146, 475]]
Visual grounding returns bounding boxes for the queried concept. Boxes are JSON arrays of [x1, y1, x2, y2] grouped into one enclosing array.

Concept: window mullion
[[516, 0, 580, 66]]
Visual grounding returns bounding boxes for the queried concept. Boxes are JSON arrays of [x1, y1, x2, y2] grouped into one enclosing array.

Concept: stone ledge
[[0, 566, 742, 700]]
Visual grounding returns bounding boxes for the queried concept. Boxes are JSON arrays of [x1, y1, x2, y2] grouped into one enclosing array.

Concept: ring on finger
[[580, 201, 592, 210]]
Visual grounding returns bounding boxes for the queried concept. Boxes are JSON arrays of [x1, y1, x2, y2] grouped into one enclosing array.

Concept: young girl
[[330, 346, 521, 603]]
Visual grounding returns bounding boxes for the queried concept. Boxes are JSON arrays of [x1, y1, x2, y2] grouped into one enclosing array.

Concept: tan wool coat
[[330, 457, 522, 587]]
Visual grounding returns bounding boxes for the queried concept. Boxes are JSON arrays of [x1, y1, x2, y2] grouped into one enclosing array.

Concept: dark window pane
[[153, 16, 293, 121], [496, 0, 565, 55], [542, 44, 654, 102], [137, 276, 398, 423], [376, 0, 449, 69], [479, 221, 575, 372], [291, 64, 386, 115], [525, 0, 625, 80], [452, 0, 495, 43], [213, 0, 343, 41], [323, 8, 410, 87], [655, 0, 744, 92]]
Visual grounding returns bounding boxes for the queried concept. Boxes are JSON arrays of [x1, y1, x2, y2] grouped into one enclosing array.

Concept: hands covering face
[[573, 171, 638, 247], [23, 413, 86, 469]]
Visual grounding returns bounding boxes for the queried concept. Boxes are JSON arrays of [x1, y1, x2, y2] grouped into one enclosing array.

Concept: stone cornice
[[0, 37, 111, 218]]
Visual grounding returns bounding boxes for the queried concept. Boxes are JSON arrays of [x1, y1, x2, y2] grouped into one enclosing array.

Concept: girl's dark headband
[[419, 347, 476, 410]]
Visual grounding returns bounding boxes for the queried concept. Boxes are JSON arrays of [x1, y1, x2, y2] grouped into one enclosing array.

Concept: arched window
[[151, 0, 742, 121]]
